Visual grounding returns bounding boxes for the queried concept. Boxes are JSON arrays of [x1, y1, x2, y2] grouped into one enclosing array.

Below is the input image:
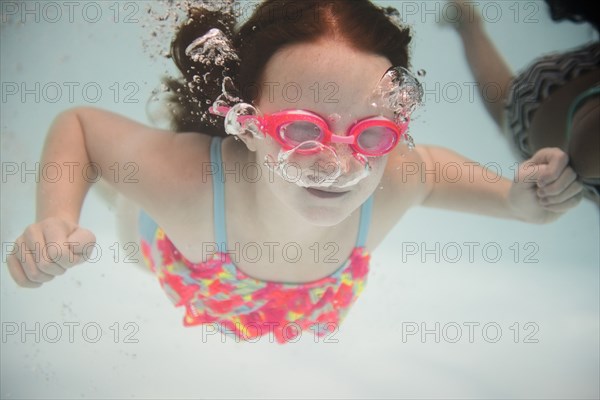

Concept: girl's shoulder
[[381, 144, 432, 204], [364, 145, 431, 246], [142, 131, 217, 226]]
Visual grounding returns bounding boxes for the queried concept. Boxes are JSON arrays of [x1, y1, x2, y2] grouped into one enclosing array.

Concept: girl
[[5, 0, 583, 343]]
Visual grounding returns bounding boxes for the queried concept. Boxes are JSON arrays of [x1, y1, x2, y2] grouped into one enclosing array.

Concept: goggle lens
[[280, 121, 323, 146], [356, 126, 398, 155]]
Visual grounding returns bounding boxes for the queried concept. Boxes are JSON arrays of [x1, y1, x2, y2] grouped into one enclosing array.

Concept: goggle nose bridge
[[328, 134, 355, 145]]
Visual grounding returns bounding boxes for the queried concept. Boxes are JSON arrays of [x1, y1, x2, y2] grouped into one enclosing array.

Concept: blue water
[[1, 1, 598, 398]]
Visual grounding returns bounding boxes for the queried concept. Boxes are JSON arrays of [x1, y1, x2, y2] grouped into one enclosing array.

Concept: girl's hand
[[5, 218, 96, 288], [509, 148, 584, 223]]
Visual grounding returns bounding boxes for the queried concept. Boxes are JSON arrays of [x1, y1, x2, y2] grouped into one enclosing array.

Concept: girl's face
[[244, 39, 396, 226]]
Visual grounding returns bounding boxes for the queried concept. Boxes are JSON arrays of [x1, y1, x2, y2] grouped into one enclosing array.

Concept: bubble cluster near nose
[[263, 141, 372, 189]]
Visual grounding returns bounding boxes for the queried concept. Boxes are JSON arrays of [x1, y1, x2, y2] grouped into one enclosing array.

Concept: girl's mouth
[[305, 187, 350, 198]]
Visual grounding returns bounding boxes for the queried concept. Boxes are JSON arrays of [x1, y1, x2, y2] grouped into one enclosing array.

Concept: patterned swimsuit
[[505, 41, 600, 197], [138, 136, 374, 343]]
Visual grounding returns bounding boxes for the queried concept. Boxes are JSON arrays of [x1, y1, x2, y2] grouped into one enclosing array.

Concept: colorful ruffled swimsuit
[[138, 136, 374, 343]]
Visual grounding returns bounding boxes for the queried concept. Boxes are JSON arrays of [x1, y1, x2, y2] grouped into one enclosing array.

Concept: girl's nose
[[335, 145, 367, 174]]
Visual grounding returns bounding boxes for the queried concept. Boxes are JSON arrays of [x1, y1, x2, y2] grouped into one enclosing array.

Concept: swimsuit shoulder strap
[[210, 136, 228, 250], [355, 193, 374, 248]]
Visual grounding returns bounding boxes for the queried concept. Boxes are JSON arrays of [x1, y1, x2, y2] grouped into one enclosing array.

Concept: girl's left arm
[[417, 145, 584, 223]]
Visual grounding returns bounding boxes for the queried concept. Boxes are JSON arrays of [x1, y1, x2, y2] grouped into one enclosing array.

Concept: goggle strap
[[209, 105, 230, 116]]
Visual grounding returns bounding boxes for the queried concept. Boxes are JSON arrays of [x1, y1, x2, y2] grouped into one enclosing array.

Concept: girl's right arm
[[7, 106, 212, 287]]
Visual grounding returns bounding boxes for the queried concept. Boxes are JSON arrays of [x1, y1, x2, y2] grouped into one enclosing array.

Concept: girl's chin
[[294, 202, 355, 226]]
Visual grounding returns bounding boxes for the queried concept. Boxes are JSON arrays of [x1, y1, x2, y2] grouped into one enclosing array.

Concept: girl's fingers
[[529, 148, 569, 187], [6, 236, 52, 286], [539, 179, 584, 209], [537, 166, 579, 198], [5, 248, 42, 288]]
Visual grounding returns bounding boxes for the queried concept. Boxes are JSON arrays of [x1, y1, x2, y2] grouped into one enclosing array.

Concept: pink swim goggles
[[210, 105, 410, 157]]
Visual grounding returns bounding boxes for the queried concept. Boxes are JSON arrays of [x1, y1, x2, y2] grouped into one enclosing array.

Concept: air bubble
[[264, 142, 372, 189], [224, 103, 263, 139], [193, 0, 235, 12], [221, 76, 241, 103], [369, 66, 424, 121], [185, 28, 240, 65], [417, 69, 426, 77], [402, 133, 416, 151]]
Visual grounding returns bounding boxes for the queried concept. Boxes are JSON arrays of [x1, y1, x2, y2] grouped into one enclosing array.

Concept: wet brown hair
[[544, 0, 600, 32], [162, 0, 412, 136]]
